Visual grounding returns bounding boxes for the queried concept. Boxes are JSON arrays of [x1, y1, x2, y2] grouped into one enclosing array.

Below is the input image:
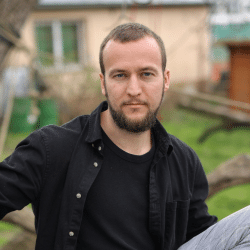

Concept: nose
[[126, 75, 142, 97]]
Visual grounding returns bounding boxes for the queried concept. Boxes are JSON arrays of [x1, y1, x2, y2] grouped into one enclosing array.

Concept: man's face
[[100, 36, 170, 133]]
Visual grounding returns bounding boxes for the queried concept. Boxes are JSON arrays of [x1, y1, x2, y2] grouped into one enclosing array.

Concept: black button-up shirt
[[0, 101, 217, 250]]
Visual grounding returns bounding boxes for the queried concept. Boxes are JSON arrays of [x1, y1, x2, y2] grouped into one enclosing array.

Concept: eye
[[142, 72, 153, 77], [114, 73, 125, 78]]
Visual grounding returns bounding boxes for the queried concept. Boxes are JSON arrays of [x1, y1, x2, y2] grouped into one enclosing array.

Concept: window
[[243, 0, 250, 12], [36, 24, 54, 66], [35, 20, 83, 70], [226, 1, 242, 13]]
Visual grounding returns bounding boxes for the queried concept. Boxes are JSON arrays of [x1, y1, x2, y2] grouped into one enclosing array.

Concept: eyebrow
[[109, 66, 158, 77], [109, 69, 126, 77], [140, 67, 158, 72]]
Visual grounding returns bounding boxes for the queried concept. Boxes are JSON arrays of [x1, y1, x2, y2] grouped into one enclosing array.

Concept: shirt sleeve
[[0, 130, 47, 220], [186, 157, 218, 242]]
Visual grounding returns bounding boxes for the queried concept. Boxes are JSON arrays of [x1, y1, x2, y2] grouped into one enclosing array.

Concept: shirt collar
[[152, 120, 173, 156], [85, 101, 108, 144], [85, 101, 173, 156]]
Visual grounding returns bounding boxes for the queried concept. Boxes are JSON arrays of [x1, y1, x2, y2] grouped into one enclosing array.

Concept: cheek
[[109, 83, 124, 96], [147, 85, 164, 101], [106, 85, 124, 103]]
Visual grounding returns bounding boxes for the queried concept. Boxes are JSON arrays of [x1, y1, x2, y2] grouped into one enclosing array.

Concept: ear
[[99, 73, 106, 96], [163, 69, 170, 92]]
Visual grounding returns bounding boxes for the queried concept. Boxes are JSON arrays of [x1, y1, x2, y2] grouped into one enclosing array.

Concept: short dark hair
[[99, 23, 167, 75]]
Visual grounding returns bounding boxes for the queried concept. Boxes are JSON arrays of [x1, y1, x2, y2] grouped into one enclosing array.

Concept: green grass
[[0, 222, 20, 246], [163, 109, 250, 220], [0, 132, 31, 161], [0, 132, 31, 246]]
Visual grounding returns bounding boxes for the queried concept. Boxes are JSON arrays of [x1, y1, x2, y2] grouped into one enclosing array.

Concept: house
[[9, 0, 211, 88], [0, 0, 214, 122], [210, 0, 250, 104]]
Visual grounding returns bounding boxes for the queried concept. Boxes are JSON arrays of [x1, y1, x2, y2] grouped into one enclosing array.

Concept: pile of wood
[[170, 87, 250, 143]]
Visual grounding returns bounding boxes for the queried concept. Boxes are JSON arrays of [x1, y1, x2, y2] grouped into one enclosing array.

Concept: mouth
[[124, 103, 145, 108], [125, 103, 143, 105], [123, 101, 147, 106]]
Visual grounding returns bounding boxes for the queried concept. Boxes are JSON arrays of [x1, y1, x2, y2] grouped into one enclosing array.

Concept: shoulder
[[26, 115, 90, 156], [167, 134, 202, 179], [39, 115, 89, 141], [169, 134, 199, 162]]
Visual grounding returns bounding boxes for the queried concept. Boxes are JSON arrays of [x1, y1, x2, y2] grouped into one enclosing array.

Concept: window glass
[[62, 23, 79, 64], [35, 25, 54, 66]]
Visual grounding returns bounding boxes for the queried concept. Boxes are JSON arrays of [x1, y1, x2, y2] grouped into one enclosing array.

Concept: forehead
[[103, 36, 162, 70]]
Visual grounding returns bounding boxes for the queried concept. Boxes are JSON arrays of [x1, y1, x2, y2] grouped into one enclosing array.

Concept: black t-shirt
[[76, 129, 156, 250]]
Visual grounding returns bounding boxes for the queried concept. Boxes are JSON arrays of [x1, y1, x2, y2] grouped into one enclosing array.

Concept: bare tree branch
[[207, 154, 250, 199], [2, 207, 35, 234], [0, 231, 36, 250], [0, 0, 36, 71]]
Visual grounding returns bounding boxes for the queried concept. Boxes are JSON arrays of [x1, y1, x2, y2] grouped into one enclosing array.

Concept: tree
[[0, 1, 37, 249], [0, 0, 36, 72], [207, 154, 250, 199]]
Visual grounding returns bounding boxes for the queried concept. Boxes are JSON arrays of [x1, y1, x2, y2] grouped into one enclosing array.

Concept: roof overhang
[[215, 40, 250, 48], [35, 0, 211, 11]]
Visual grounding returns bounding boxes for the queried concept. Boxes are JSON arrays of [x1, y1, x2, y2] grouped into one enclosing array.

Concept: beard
[[104, 81, 165, 133]]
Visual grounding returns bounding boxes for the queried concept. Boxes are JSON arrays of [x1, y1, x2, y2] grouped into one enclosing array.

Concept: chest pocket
[[164, 199, 190, 250]]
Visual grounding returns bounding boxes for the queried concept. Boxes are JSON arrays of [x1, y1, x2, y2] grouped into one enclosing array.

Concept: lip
[[127, 103, 143, 105], [123, 104, 146, 111], [124, 102, 145, 105], [124, 103, 144, 107]]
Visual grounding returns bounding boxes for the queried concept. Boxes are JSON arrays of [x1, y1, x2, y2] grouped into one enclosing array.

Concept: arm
[[0, 130, 46, 219]]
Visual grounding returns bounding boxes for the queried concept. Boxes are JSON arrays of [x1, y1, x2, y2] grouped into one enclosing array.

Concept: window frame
[[34, 19, 85, 73]]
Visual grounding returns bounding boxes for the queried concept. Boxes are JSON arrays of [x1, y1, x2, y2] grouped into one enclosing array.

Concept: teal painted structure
[[213, 23, 250, 41], [212, 23, 250, 63]]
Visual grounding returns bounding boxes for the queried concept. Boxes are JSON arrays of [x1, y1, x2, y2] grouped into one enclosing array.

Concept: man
[[0, 23, 250, 250]]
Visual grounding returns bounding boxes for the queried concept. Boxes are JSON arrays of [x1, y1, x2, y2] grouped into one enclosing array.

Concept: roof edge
[[34, 2, 211, 11]]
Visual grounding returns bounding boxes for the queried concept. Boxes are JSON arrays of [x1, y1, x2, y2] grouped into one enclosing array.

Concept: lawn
[[0, 132, 31, 246], [0, 108, 250, 244]]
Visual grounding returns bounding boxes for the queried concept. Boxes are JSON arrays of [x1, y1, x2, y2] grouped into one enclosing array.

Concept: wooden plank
[[170, 88, 250, 143], [170, 87, 250, 111]]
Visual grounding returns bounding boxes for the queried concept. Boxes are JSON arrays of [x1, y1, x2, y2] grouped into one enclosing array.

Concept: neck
[[100, 109, 152, 155]]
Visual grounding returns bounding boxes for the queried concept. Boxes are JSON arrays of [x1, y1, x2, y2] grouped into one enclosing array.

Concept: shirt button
[[76, 193, 81, 199], [98, 146, 102, 151], [93, 162, 98, 167], [69, 231, 74, 237]]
